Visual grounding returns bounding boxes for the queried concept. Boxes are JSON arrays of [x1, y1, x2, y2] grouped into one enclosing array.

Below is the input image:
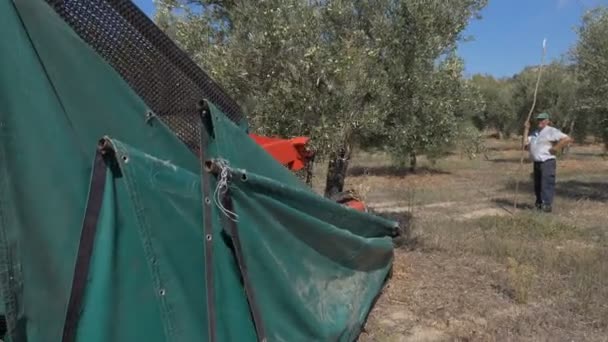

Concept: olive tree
[[573, 6, 608, 147], [510, 62, 583, 140], [155, 0, 487, 194], [470, 74, 516, 138]]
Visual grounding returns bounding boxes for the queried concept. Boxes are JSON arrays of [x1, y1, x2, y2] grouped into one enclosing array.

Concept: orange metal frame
[[249, 134, 313, 171], [250, 133, 367, 212]]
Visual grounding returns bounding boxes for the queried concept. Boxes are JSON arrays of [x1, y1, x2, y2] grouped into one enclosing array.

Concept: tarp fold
[[0, 0, 397, 341]]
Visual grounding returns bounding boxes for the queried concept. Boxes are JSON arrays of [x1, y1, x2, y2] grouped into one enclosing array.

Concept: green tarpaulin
[[0, 0, 397, 341]]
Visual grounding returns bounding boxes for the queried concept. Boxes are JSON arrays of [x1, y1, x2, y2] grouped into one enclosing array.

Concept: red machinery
[[250, 134, 367, 212], [249, 134, 313, 171]]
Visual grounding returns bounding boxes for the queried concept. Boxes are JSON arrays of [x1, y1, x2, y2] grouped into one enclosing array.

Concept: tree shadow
[[504, 179, 608, 202], [570, 151, 602, 157], [558, 180, 608, 202], [492, 198, 536, 210], [348, 165, 451, 177], [491, 153, 604, 163], [489, 157, 522, 164], [486, 145, 519, 152], [374, 211, 418, 250]]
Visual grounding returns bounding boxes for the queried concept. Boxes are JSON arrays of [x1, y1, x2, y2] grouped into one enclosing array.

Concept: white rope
[[213, 159, 239, 221]]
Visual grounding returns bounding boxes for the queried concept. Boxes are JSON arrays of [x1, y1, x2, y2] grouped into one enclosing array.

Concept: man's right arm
[[551, 136, 573, 154], [549, 128, 573, 155]]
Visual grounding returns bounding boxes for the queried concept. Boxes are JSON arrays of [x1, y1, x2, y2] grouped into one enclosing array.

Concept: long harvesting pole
[[514, 39, 547, 210]]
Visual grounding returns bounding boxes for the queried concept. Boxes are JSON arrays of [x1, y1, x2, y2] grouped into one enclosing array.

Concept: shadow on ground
[[374, 211, 419, 249], [486, 145, 519, 152], [569, 151, 604, 157], [558, 180, 608, 202], [504, 180, 608, 202], [563, 151, 608, 161], [493, 198, 536, 210], [488, 157, 522, 164], [349, 165, 450, 177]]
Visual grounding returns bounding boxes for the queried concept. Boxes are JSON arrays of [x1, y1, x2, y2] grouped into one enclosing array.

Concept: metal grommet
[[204, 197, 211, 205], [122, 155, 129, 163], [159, 289, 166, 296], [206, 234, 212, 241], [145, 110, 155, 123], [241, 173, 248, 182]]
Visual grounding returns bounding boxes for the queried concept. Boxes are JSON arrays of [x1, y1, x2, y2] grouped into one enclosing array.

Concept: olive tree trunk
[[324, 141, 353, 198], [409, 152, 417, 172]]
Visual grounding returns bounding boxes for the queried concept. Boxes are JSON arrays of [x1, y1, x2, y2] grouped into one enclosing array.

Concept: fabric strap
[[198, 101, 216, 342], [62, 147, 108, 342], [221, 193, 267, 342]]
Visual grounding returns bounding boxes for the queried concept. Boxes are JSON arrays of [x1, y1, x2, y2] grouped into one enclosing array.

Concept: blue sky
[[133, 0, 607, 78], [459, 0, 608, 77], [133, 0, 154, 16]]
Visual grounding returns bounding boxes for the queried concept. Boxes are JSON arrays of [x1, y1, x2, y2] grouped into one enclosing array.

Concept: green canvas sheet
[[0, 0, 398, 341]]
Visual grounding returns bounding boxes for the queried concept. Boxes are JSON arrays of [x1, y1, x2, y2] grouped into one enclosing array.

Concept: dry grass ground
[[316, 138, 608, 341]]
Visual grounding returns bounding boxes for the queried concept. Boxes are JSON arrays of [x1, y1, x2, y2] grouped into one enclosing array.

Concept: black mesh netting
[[44, 0, 244, 151]]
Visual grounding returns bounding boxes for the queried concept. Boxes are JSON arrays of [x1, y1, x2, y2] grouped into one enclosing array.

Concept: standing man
[[525, 112, 573, 212]]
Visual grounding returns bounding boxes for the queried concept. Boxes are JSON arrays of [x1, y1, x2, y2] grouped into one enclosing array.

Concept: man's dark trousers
[[533, 159, 556, 208]]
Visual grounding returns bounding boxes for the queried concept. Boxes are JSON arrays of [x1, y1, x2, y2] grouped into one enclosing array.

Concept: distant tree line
[[471, 6, 608, 148]]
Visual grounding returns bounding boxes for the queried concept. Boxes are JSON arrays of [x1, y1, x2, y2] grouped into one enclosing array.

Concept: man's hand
[[551, 137, 573, 155]]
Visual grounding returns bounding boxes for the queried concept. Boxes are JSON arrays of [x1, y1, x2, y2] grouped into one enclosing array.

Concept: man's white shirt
[[527, 126, 568, 162]]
